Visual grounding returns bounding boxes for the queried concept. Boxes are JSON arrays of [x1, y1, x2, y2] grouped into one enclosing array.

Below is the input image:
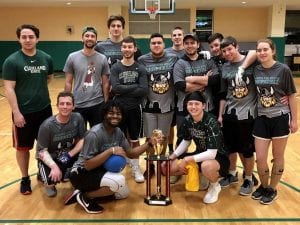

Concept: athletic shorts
[[13, 105, 52, 151], [183, 152, 229, 177], [38, 158, 75, 185], [70, 167, 106, 192], [119, 106, 142, 141], [253, 114, 290, 140], [222, 119, 255, 158], [143, 111, 174, 138], [74, 102, 104, 128]]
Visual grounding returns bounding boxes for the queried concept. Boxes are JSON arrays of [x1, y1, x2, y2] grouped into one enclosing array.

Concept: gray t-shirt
[[63, 50, 110, 108], [173, 55, 218, 112], [254, 62, 296, 117], [72, 123, 130, 170], [221, 59, 257, 120], [138, 52, 178, 113], [36, 112, 86, 159], [165, 47, 185, 58], [95, 39, 122, 68], [110, 61, 148, 110]]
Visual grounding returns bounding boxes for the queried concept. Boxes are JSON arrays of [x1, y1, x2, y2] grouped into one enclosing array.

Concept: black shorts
[[183, 152, 229, 177], [74, 102, 104, 128], [13, 105, 52, 151], [119, 106, 142, 141], [253, 114, 290, 139], [70, 167, 106, 192], [222, 119, 255, 158]]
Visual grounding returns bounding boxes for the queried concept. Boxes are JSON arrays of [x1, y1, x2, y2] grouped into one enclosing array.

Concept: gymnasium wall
[[0, 6, 270, 71]]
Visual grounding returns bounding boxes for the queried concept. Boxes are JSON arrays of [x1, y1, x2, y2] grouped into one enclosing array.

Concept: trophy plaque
[[144, 129, 172, 206]]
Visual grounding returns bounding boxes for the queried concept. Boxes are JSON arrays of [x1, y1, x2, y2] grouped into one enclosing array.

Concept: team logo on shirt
[[83, 63, 96, 88], [231, 75, 250, 98], [257, 86, 276, 108], [150, 72, 171, 94]]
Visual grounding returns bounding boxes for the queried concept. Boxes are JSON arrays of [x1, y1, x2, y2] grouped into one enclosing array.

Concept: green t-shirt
[[2, 49, 53, 114]]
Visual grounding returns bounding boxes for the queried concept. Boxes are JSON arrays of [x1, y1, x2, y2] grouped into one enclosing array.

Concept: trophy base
[[144, 195, 172, 206]]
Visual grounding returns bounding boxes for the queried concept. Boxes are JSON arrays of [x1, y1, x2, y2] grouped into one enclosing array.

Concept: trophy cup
[[144, 129, 172, 206]]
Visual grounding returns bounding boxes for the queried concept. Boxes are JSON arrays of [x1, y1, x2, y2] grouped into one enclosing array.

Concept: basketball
[[103, 155, 126, 173]]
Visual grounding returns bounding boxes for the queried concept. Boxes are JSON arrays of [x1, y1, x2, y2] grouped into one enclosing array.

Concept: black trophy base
[[144, 195, 172, 206]]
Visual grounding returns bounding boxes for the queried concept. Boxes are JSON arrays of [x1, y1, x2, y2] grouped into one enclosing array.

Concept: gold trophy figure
[[144, 129, 172, 206]]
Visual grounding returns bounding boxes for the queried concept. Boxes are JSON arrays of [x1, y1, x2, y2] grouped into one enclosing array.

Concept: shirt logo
[[30, 60, 36, 63]]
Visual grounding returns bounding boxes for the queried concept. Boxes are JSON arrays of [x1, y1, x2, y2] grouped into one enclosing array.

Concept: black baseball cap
[[82, 26, 97, 37], [183, 33, 199, 43]]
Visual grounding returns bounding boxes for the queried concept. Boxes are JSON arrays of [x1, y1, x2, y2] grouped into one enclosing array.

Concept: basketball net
[[147, 7, 157, 20]]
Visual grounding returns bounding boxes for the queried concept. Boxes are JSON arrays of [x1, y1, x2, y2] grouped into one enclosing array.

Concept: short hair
[[256, 38, 277, 60], [107, 15, 125, 29], [82, 26, 97, 38], [150, 33, 164, 41], [171, 26, 184, 34], [207, 33, 224, 44], [121, 35, 137, 47], [16, 24, 40, 39], [56, 91, 74, 105], [220, 36, 238, 49], [101, 100, 124, 120]]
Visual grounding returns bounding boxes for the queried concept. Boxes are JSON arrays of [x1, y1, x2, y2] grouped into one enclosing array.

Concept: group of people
[[2, 14, 298, 214]]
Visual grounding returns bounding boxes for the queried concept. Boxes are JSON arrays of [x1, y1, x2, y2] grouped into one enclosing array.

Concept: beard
[[84, 42, 96, 49]]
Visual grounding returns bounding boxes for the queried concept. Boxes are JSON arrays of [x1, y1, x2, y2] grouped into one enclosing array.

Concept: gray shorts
[[143, 111, 174, 138]]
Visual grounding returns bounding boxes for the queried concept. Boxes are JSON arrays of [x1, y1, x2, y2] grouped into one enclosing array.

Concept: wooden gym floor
[[0, 75, 299, 225]]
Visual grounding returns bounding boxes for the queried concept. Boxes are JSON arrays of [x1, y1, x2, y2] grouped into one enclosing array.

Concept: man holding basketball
[[67, 100, 155, 214]]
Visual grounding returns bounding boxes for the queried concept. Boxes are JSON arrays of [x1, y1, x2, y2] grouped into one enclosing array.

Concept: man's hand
[[236, 66, 245, 80]]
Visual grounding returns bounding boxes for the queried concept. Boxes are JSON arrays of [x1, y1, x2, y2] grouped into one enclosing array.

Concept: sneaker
[[239, 179, 254, 196], [143, 163, 155, 180], [170, 175, 181, 184], [132, 165, 145, 183], [243, 171, 259, 186], [199, 176, 210, 191], [20, 178, 32, 195], [203, 183, 221, 204], [45, 186, 57, 197], [260, 187, 277, 205], [219, 173, 238, 188], [251, 185, 266, 200], [64, 189, 80, 205], [76, 193, 104, 214]]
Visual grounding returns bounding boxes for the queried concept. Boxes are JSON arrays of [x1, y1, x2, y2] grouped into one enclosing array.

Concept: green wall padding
[[0, 39, 172, 73], [268, 37, 285, 63]]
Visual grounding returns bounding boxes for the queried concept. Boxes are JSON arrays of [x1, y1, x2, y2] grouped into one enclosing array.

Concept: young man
[[218, 36, 257, 196], [64, 26, 110, 128], [163, 91, 229, 204], [138, 33, 178, 179], [36, 92, 85, 197], [68, 100, 155, 214], [110, 36, 148, 183], [95, 15, 141, 68], [2, 24, 53, 195]]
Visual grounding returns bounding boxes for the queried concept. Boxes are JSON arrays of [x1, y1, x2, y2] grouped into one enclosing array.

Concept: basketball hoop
[[147, 7, 157, 20]]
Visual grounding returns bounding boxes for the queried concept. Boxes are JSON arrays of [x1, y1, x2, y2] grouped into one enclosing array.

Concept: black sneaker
[[76, 193, 104, 214], [20, 178, 32, 195], [64, 189, 80, 205], [239, 179, 254, 196], [242, 171, 259, 186], [260, 187, 277, 205], [143, 163, 155, 180], [251, 185, 266, 200]]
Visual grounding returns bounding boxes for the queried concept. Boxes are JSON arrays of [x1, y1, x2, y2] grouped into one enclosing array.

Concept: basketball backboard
[[129, 0, 175, 15]]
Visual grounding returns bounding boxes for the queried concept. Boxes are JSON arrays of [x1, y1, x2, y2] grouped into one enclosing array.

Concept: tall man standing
[[3, 24, 53, 194], [110, 36, 148, 183], [64, 26, 110, 128]]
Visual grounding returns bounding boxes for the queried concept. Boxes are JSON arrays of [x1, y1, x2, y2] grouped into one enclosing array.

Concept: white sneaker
[[203, 183, 221, 204], [132, 165, 145, 183], [199, 176, 210, 191]]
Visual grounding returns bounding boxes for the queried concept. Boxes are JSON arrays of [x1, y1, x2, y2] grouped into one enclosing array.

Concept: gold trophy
[[144, 129, 172, 206]]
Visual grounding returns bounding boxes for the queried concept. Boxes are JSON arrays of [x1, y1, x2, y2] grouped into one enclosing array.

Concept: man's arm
[[64, 72, 73, 92], [68, 138, 84, 157], [4, 80, 25, 127], [102, 74, 110, 102]]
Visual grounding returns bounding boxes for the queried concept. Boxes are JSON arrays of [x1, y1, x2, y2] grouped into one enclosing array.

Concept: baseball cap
[[183, 33, 199, 43], [82, 26, 97, 36]]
